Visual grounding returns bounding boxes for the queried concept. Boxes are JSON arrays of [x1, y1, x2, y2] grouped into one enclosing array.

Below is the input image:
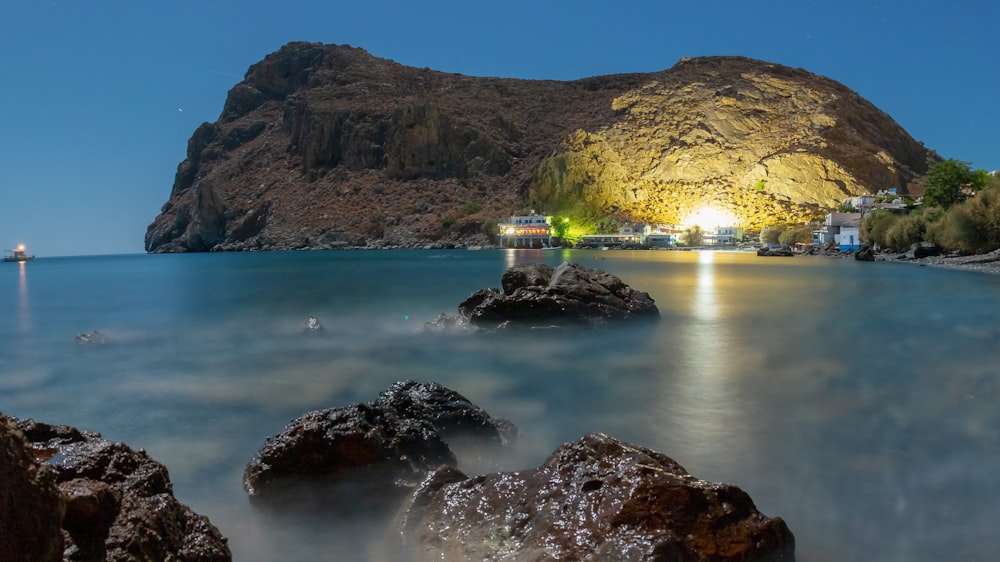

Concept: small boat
[[3, 244, 35, 263]]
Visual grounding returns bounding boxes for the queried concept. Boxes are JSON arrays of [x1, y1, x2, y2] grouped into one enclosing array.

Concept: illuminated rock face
[[531, 57, 934, 231], [146, 45, 935, 252]]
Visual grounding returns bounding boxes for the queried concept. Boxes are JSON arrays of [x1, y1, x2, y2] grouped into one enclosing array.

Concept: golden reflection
[[693, 250, 718, 321], [504, 248, 517, 270], [668, 251, 746, 462], [18, 261, 30, 332]]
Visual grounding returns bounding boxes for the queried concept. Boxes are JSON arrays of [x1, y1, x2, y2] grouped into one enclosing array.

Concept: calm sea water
[[2, 249, 999, 561]]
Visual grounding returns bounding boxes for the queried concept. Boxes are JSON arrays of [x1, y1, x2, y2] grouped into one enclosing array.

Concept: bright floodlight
[[683, 206, 737, 229]]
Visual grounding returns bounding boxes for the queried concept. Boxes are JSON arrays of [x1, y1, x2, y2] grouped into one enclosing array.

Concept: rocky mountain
[[145, 42, 937, 252]]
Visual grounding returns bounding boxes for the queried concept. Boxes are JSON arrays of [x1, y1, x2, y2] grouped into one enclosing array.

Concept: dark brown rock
[[0, 413, 64, 562], [243, 380, 516, 512], [391, 432, 795, 562], [146, 43, 937, 253], [855, 245, 876, 261], [756, 246, 793, 257], [457, 261, 659, 329], [912, 243, 943, 259], [16, 418, 231, 562]]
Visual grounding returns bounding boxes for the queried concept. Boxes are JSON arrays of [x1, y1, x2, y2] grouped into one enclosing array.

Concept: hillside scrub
[[927, 180, 1000, 254], [861, 209, 899, 249], [863, 175, 1000, 253], [778, 225, 813, 245]]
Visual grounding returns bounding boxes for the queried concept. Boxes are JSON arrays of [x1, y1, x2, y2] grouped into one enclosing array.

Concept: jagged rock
[[301, 315, 325, 333], [243, 380, 516, 512], [0, 413, 64, 562], [146, 43, 937, 253], [855, 245, 876, 261], [456, 261, 658, 329], [74, 330, 114, 345], [757, 246, 793, 257], [390, 432, 795, 562], [419, 312, 478, 334], [15, 418, 231, 562]]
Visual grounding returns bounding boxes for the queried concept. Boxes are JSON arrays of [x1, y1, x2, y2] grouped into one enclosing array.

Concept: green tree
[[549, 215, 571, 239], [922, 159, 990, 209]]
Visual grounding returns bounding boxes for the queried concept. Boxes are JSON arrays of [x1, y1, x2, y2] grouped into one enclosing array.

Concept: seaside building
[[577, 223, 646, 248], [703, 226, 744, 246], [815, 212, 862, 251], [497, 214, 552, 248]]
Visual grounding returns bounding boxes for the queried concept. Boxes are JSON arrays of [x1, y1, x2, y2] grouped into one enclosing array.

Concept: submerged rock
[[0, 413, 64, 562], [391, 432, 795, 562], [74, 330, 114, 345], [243, 380, 517, 513], [447, 261, 658, 330], [301, 315, 325, 333], [15, 418, 231, 562]]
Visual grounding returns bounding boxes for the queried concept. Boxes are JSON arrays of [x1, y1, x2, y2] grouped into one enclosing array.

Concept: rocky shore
[[872, 247, 1000, 274]]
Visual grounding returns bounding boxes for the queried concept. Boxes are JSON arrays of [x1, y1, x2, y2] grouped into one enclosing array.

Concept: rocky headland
[[145, 42, 937, 253]]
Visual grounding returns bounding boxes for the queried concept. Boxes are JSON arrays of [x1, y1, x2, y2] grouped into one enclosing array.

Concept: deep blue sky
[[1, 0, 996, 256]]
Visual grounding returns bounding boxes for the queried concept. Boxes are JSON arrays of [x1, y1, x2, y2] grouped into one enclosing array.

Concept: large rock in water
[[390, 433, 795, 562], [0, 413, 64, 562], [456, 261, 659, 329], [15, 418, 231, 562], [243, 380, 517, 512], [145, 42, 937, 253]]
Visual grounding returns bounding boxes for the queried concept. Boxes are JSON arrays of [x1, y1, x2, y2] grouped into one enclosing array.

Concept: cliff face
[[145, 43, 936, 252]]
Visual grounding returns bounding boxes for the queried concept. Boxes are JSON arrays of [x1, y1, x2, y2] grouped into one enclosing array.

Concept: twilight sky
[[1, 0, 996, 256]]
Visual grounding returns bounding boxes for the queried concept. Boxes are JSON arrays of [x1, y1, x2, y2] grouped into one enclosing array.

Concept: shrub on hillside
[[884, 208, 942, 250], [861, 209, 898, 248], [927, 184, 1000, 254], [778, 225, 813, 246], [762, 224, 788, 245]]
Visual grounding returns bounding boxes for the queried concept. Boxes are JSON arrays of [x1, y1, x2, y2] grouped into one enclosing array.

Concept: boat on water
[[3, 244, 35, 263]]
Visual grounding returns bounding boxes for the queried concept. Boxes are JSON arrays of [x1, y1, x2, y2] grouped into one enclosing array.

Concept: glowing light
[[17, 244, 25, 251], [683, 206, 738, 229]]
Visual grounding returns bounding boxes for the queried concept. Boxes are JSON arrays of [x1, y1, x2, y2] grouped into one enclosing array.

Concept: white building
[[816, 212, 862, 250], [497, 214, 552, 248]]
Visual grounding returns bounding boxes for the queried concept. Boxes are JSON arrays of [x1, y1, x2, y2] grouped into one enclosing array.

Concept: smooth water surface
[[3, 249, 999, 561]]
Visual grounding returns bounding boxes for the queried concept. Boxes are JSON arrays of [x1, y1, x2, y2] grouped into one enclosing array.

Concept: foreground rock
[[391, 432, 795, 562], [0, 414, 64, 562], [424, 261, 658, 331], [243, 380, 517, 512], [15, 418, 231, 562]]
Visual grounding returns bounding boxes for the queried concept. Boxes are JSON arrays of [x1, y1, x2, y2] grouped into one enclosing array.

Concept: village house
[[815, 212, 862, 251]]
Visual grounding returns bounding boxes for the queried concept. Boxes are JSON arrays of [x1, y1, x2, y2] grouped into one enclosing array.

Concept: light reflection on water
[[2, 250, 1000, 561]]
